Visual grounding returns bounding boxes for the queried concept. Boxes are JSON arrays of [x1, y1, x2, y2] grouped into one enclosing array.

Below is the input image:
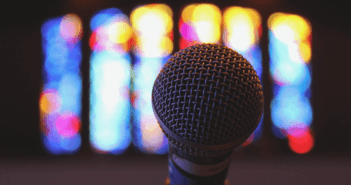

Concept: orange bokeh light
[[40, 90, 61, 114]]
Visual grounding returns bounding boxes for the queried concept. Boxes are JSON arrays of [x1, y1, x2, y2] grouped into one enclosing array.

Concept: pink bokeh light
[[55, 113, 81, 138]]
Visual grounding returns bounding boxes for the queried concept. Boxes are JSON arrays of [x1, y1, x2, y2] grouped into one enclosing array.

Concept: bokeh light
[[223, 7, 261, 52], [271, 87, 312, 130], [55, 113, 81, 138], [179, 4, 221, 49], [40, 90, 61, 114], [41, 14, 82, 154], [287, 126, 314, 154], [223, 6, 263, 144], [131, 57, 169, 154], [89, 8, 133, 53], [89, 8, 132, 154], [269, 12, 313, 154], [108, 21, 133, 44], [41, 6, 315, 156], [140, 115, 166, 153], [131, 4, 173, 57], [130, 4, 172, 154], [269, 13, 311, 44], [59, 14, 83, 44]]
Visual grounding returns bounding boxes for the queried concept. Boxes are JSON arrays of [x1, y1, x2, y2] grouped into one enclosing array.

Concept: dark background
[[0, 0, 350, 184]]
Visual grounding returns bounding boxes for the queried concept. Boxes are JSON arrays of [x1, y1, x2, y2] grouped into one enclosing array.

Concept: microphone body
[[167, 144, 231, 185], [152, 44, 264, 185]]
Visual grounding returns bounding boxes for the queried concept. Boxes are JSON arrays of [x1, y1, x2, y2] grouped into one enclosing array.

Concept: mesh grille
[[152, 44, 263, 156]]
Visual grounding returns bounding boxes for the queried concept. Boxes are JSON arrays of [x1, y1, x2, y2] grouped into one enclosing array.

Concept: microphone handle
[[166, 143, 232, 185], [164, 177, 230, 185]]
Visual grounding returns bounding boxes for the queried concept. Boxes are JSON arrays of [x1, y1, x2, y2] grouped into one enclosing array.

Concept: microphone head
[[152, 43, 263, 157]]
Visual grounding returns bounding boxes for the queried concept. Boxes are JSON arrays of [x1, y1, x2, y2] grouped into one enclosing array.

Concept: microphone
[[152, 43, 264, 185]]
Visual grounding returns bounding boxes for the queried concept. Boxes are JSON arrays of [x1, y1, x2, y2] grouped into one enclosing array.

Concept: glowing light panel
[[223, 7, 263, 144], [89, 8, 132, 154], [40, 14, 83, 154], [269, 13, 313, 154], [179, 4, 221, 49], [130, 4, 172, 154]]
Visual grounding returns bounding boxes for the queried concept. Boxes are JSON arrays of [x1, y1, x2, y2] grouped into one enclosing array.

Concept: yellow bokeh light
[[288, 15, 311, 41], [194, 21, 221, 43], [192, 4, 221, 24], [135, 36, 173, 57], [269, 12, 312, 63], [131, 4, 173, 37], [299, 41, 312, 63], [181, 4, 221, 43], [60, 14, 82, 43], [269, 13, 311, 42], [154, 4, 173, 18], [267, 12, 285, 29], [223, 7, 261, 51], [181, 4, 197, 23], [226, 27, 255, 51], [131, 4, 173, 57], [246, 8, 261, 29], [108, 21, 132, 44], [224, 7, 245, 26]]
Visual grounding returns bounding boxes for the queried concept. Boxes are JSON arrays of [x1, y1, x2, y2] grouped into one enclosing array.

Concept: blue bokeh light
[[271, 87, 313, 130], [132, 57, 169, 154], [60, 134, 82, 153], [58, 73, 82, 114], [41, 15, 82, 154], [90, 52, 132, 154], [90, 8, 125, 31]]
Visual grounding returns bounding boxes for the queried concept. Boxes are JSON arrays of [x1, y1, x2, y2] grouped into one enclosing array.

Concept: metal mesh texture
[[152, 43, 263, 157]]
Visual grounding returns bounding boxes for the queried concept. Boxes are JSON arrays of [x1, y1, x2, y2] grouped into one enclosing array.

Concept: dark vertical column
[[80, 13, 92, 156]]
